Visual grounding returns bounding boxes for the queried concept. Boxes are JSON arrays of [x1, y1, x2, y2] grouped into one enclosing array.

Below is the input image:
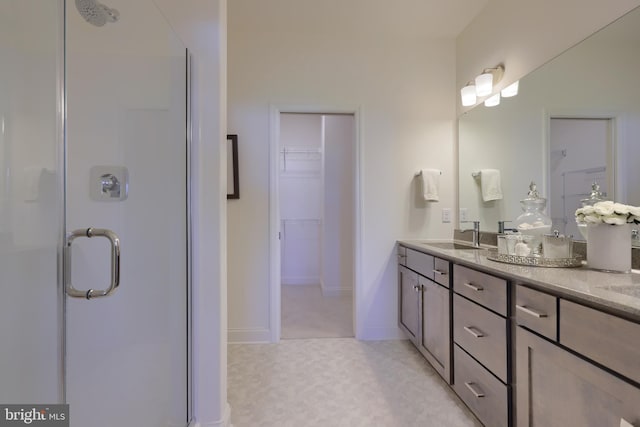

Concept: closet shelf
[[280, 146, 323, 173]]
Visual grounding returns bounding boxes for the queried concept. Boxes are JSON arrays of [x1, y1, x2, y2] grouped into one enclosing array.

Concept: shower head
[[75, 0, 120, 27]]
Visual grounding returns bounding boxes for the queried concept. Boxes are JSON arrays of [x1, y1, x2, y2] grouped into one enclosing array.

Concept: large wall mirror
[[458, 6, 640, 240]]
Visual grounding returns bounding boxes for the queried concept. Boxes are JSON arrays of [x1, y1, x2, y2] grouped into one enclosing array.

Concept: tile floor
[[228, 338, 482, 427], [281, 284, 353, 339]]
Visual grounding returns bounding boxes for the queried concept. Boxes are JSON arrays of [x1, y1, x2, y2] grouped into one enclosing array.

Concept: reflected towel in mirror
[[480, 169, 503, 202]]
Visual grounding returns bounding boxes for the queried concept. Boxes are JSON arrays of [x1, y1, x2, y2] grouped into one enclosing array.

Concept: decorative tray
[[486, 249, 584, 268]]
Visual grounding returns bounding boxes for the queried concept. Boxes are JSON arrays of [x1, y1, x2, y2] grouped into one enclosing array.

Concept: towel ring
[[471, 171, 481, 178]]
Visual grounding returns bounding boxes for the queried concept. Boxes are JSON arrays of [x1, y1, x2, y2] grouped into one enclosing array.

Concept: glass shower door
[[65, 1, 188, 426], [0, 0, 64, 406]]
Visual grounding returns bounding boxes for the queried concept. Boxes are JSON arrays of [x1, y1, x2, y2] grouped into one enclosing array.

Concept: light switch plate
[[459, 208, 469, 222], [442, 208, 451, 223]]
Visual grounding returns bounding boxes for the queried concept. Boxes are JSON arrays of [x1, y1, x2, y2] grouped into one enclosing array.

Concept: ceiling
[[229, 0, 489, 39]]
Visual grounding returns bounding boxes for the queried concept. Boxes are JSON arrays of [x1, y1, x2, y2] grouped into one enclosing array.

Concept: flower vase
[[586, 223, 632, 272]]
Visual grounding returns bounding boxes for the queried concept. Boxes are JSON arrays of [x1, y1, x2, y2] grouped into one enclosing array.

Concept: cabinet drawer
[[453, 264, 507, 316], [559, 299, 640, 384], [515, 285, 557, 341], [433, 257, 450, 288], [406, 248, 434, 279], [397, 245, 407, 266], [454, 294, 508, 382], [453, 344, 509, 427]]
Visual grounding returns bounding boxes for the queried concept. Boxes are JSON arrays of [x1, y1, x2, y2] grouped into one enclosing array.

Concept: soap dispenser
[[514, 181, 552, 255]]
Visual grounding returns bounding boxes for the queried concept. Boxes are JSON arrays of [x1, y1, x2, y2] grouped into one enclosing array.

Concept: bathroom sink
[[420, 242, 482, 250]]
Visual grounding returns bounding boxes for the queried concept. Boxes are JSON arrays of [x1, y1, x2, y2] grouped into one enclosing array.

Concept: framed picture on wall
[[227, 134, 240, 199]]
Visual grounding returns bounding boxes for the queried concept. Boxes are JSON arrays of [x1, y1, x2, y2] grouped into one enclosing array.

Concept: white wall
[[456, 0, 640, 114], [323, 115, 355, 296], [228, 1, 457, 341]]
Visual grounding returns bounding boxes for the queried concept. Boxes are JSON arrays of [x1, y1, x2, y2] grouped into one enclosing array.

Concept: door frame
[[269, 105, 362, 342], [543, 109, 624, 206]]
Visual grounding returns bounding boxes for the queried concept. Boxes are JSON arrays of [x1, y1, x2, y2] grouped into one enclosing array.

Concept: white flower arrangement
[[575, 201, 640, 225]]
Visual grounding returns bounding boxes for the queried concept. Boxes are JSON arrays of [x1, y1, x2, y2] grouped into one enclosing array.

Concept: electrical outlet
[[459, 208, 469, 222], [442, 208, 451, 223]]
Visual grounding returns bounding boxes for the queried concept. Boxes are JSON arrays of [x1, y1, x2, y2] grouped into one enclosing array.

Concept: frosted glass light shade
[[484, 93, 500, 107], [475, 72, 493, 97], [501, 80, 519, 97], [461, 85, 477, 106]]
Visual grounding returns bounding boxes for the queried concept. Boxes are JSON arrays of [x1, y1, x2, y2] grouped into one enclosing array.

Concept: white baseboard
[[228, 327, 271, 343], [358, 325, 405, 341], [281, 275, 320, 285]]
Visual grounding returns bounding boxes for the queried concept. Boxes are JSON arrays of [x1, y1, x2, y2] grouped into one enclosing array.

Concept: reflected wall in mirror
[[459, 5, 640, 239]]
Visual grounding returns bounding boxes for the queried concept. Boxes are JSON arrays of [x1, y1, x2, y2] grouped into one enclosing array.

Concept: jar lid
[[522, 181, 545, 202], [580, 182, 606, 206]]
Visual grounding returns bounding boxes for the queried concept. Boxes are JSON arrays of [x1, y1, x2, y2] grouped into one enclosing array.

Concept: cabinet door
[[398, 265, 420, 340], [421, 278, 451, 383], [516, 327, 640, 427]]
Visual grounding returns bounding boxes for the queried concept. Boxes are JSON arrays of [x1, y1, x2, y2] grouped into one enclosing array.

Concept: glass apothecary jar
[[515, 182, 552, 255], [577, 182, 607, 240]]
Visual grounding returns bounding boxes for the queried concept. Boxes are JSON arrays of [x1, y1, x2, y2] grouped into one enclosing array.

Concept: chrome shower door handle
[[65, 228, 121, 300]]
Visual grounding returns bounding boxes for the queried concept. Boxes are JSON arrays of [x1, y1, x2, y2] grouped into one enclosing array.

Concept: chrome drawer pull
[[434, 269, 447, 276], [414, 285, 422, 292], [463, 282, 483, 292], [464, 382, 485, 398], [463, 326, 485, 338], [516, 304, 547, 318]]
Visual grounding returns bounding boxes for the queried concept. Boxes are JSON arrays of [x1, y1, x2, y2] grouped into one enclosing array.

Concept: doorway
[[548, 117, 613, 237], [276, 112, 356, 340]]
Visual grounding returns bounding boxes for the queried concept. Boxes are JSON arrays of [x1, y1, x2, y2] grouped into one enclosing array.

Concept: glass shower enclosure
[[0, 1, 190, 426]]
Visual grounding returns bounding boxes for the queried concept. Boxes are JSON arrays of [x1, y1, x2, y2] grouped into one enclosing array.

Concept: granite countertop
[[398, 239, 640, 322]]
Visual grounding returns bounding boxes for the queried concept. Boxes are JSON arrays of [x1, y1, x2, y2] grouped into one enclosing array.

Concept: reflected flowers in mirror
[[575, 201, 640, 225]]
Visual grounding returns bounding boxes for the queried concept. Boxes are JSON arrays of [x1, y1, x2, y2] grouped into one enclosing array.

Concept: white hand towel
[[480, 169, 503, 202], [420, 169, 441, 202]]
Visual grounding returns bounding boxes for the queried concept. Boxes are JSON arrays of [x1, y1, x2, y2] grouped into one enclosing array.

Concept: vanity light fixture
[[484, 93, 501, 107], [475, 65, 504, 97], [501, 80, 519, 97], [475, 72, 493, 97], [460, 82, 477, 106]]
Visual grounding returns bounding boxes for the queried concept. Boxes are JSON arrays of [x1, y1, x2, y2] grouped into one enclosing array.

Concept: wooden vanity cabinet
[[452, 265, 510, 427], [397, 246, 451, 383], [515, 284, 640, 427], [516, 326, 640, 427], [398, 265, 420, 340], [420, 275, 451, 383]]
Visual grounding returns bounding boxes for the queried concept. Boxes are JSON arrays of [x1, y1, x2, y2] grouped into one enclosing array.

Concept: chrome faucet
[[498, 220, 517, 234], [460, 220, 480, 247]]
